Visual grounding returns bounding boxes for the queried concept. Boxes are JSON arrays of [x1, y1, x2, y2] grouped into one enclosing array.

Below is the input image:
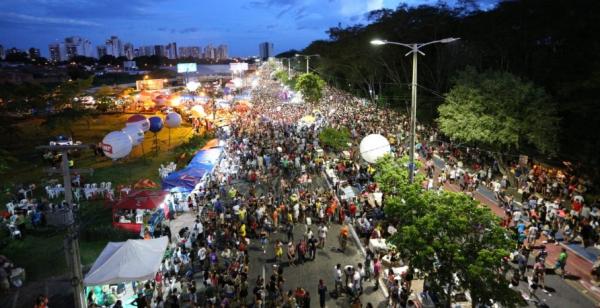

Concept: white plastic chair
[[8, 224, 21, 240]]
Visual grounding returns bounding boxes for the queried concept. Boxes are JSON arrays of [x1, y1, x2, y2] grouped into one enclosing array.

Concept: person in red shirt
[[349, 203, 357, 223]]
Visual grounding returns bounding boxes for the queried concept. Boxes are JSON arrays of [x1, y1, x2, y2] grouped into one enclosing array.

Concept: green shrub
[[319, 127, 351, 152]]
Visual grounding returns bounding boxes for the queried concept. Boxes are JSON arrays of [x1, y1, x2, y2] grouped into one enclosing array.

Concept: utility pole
[[37, 144, 93, 308], [370, 37, 459, 183], [408, 48, 418, 183], [305, 56, 309, 74]]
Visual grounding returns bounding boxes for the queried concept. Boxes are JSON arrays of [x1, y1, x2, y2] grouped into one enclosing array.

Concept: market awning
[[113, 190, 168, 210], [83, 237, 168, 286]]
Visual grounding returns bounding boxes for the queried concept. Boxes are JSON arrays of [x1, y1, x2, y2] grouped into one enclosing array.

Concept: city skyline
[[0, 0, 498, 57]]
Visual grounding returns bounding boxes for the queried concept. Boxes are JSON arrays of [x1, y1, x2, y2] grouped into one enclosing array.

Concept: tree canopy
[[374, 155, 518, 307], [301, 0, 600, 174], [318, 127, 351, 152], [294, 73, 325, 104], [437, 68, 559, 156]]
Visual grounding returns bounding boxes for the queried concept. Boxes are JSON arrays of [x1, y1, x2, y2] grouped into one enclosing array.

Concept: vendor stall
[[83, 237, 169, 307], [162, 146, 223, 192], [112, 190, 169, 233]]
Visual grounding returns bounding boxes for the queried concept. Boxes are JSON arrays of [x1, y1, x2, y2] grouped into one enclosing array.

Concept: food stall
[[112, 190, 170, 233]]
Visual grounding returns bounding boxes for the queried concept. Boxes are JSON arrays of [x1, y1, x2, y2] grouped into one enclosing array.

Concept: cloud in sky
[[0, 12, 101, 27], [0, 0, 495, 56]]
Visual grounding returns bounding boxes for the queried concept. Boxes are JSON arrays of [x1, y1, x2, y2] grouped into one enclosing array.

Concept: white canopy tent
[[83, 237, 168, 286]]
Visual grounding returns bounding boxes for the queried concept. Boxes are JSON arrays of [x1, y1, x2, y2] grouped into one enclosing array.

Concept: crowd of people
[[10, 63, 600, 307], [113, 63, 595, 307]]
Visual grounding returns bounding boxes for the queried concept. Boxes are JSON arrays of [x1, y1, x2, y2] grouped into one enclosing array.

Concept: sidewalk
[[432, 155, 600, 303]]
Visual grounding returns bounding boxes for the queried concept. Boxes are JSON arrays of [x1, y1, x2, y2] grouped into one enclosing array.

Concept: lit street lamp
[[371, 37, 459, 183], [295, 53, 320, 74]]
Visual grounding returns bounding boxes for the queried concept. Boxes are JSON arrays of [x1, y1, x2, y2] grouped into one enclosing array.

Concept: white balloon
[[121, 125, 145, 146], [102, 131, 133, 159], [165, 112, 182, 128], [126, 115, 150, 132], [359, 134, 391, 163]]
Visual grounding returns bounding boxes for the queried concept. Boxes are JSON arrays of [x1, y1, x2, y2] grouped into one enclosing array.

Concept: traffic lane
[[246, 222, 387, 307]]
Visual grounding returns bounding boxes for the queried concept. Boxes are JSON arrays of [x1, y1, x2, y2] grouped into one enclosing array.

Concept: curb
[[321, 170, 387, 298]]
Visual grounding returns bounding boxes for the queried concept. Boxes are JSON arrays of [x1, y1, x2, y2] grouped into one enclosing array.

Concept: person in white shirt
[[334, 264, 343, 296], [197, 245, 207, 268], [318, 224, 328, 248], [357, 263, 365, 292]]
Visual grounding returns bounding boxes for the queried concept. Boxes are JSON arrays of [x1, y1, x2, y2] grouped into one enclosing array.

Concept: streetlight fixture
[[371, 37, 460, 183], [295, 53, 320, 74]]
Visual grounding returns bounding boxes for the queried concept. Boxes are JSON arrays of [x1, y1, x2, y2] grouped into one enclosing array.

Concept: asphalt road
[[245, 222, 388, 307]]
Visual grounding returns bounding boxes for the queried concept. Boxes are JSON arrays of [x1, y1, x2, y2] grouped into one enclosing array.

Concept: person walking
[[274, 240, 284, 264], [554, 248, 568, 278], [318, 279, 328, 308], [287, 242, 296, 267], [373, 257, 381, 290], [334, 264, 343, 297], [318, 224, 328, 248]]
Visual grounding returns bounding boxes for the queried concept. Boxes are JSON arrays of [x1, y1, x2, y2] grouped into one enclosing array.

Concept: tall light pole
[[295, 54, 319, 74], [371, 37, 459, 183]]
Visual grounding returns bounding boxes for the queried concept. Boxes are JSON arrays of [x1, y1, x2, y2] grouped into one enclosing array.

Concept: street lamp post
[[281, 58, 292, 76], [371, 37, 459, 183], [295, 54, 319, 74]]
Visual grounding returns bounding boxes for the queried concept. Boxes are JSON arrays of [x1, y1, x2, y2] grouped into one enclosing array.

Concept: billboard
[[230, 62, 248, 73], [177, 63, 198, 73]]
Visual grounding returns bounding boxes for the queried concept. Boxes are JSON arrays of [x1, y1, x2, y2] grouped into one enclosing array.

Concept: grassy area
[[0, 112, 212, 281]]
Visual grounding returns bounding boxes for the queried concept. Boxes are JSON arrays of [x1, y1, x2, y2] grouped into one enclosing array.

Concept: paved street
[[245, 222, 388, 307]]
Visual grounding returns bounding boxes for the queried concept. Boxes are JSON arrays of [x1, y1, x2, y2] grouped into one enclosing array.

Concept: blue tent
[[162, 167, 208, 191], [189, 148, 223, 169], [161, 147, 223, 191]]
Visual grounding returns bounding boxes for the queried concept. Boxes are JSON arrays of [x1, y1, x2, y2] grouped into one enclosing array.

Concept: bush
[[80, 224, 137, 242], [319, 127, 351, 152]]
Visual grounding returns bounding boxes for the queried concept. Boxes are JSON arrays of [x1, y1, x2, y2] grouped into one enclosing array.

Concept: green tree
[[294, 73, 325, 104], [374, 155, 426, 226], [437, 68, 559, 182], [52, 76, 94, 110], [390, 191, 518, 307], [318, 127, 351, 152], [375, 156, 519, 307], [274, 70, 289, 83]]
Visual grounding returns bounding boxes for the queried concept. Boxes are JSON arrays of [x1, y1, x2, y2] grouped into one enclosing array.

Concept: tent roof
[[83, 237, 168, 286], [161, 167, 208, 191], [113, 190, 168, 210]]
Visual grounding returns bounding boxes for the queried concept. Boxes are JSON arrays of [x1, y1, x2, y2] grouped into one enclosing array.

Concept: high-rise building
[[166, 42, 178, 59], [96, 46, 107, 58], [124, 43, 134, 60], [103, 36, 124, 57], [7, 47, 21, 55], [137, 45, 155, 57], [154, 45, 166, 57], [64, 36, 92, 58], [178, 46, 202, 59], [49, 42, 68, 62], [28, 48, 41, 59], [259, 42, 274, 60], [203, 44, 216, 60], [217, 45, 229, 60], [0, 45, 5, 60]]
